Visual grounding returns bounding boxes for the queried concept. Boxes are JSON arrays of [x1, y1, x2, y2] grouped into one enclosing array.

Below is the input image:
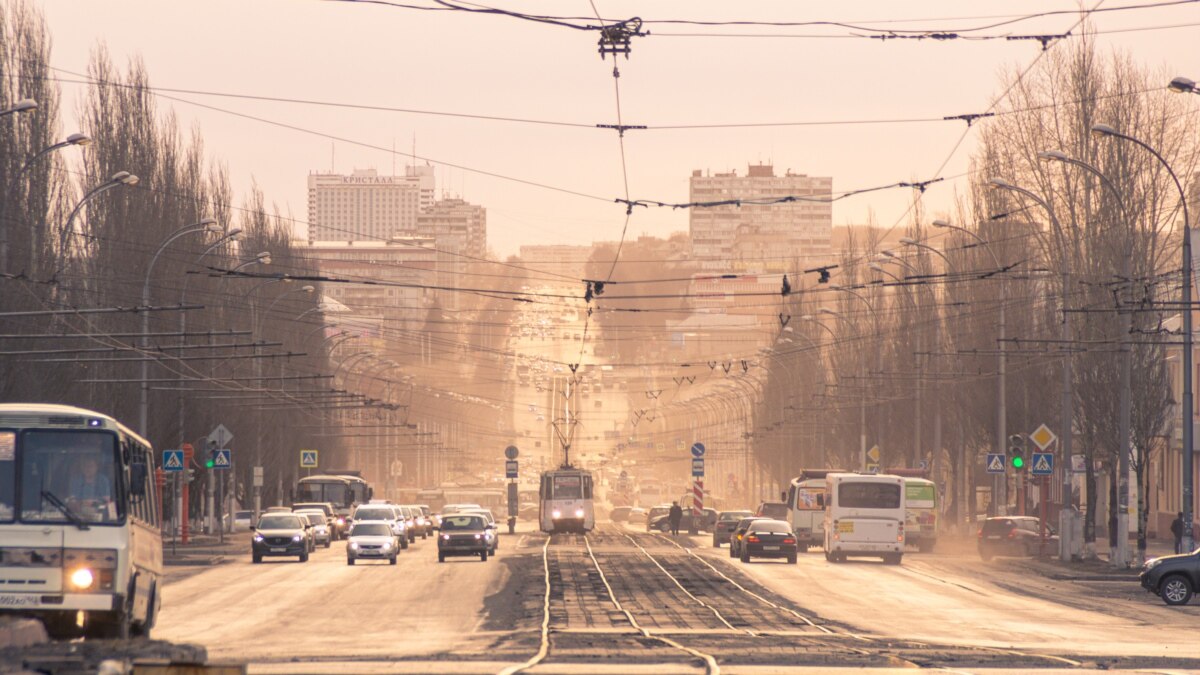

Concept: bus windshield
[[15, 430, 123, 525], [838, 482, 901, 509], [297, 481, 348, 506]]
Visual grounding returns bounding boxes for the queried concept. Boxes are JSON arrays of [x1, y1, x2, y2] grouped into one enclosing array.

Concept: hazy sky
[[36, 1, 1199, 258]]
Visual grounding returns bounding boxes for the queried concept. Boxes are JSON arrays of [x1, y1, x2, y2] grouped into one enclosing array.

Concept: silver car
[[296, 510, 332, 547], [346, 522, 399, 565]]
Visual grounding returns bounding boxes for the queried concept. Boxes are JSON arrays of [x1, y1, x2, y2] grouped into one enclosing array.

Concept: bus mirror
[[816, 494, 825, 508], [129, 461, 148, 498]]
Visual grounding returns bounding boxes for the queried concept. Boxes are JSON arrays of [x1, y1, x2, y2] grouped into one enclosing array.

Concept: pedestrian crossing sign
[[163, 449, 184, 472], [986, 453, 1005, 474], [300, 449, 318, 468], [213, 449, 231, 470], [1031, 452, 1054, 475]]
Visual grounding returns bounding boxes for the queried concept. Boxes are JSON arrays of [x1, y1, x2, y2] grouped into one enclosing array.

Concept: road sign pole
[[181, 444, 193, 545]]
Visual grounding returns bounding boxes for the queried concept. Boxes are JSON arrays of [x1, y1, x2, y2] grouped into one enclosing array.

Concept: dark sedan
[[252, 513, 310, 563], [739, 519, 799, 564], [1140, 549, 1200, 605], [977, 516, 1058, 560], [729, 516, 771, 558], [438, 514, 491, 562], [712, 510, 753, 548]]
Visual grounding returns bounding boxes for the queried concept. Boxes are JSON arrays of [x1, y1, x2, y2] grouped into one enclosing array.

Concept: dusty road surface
[[151, 521, 1200, 674]]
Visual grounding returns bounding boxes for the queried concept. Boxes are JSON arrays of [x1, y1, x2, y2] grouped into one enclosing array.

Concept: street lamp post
[[1, 133, 91, 272], [58, 171, 139, 277], [988, 178, 1073, 529], [0, 99, 36, 118], [1038, 149, 1134, 566], [933, 218, 1007, 524], [139, 218, 223, 438], [1092, 122, 1194, 553]]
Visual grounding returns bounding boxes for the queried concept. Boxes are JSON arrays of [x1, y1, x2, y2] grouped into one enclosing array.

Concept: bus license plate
[[270, 547, 286, 553], [763, 545, 780, 551], [0, 594, 40, 608], [837, 522, 854, 533]]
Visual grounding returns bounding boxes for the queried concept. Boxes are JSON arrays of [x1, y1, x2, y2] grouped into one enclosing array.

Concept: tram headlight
[[69, 568, 95, 590], [552, 510, 562, 519], [574, 509, 584, 518]]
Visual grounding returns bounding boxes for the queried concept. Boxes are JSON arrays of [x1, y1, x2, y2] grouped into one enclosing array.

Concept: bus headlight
[[552, 510, 562, 519], [574, 509, 584, 518], [69, 568, 95, 590]]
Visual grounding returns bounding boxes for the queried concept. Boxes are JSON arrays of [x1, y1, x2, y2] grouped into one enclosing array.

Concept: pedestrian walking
[[1171, 512, 1184, 554], [668, 501, 683, 536]]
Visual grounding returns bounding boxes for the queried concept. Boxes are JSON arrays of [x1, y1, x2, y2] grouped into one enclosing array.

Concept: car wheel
[[324, 541, 331, 549], [401, 538, 409, 550], [712, 536, 720, 548], [252, 553, 262, 564], [740, 549, 750, 563], [438, 552, 446, 563], [299, 551, 309, 563], [787, 553, 797, 564], [481, 550, 489, 562], [884, 553, 902, 565], [729, 544, 736, 558], [389, 556, 397, 565], [1160, 575, 1193, 605], [347, 558, 355, 566]]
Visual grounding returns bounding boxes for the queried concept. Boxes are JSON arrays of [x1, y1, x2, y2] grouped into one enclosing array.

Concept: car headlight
[[575, 509, 585, 518], [68, 568, 95, 590], [381, 541, 392, 549], [292, 534, 304, 542], [442, 534, 451, 540], [1144, 558, 1163, 570], [349, 542, 359, 550], [474, 533, 482, 539], [337, 518, 346, 525], [552, 510, 562, 519], [253, 534, 264, 543]]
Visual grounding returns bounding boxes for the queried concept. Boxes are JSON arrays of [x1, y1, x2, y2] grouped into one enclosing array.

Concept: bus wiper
[[41, 490, 90, 530]]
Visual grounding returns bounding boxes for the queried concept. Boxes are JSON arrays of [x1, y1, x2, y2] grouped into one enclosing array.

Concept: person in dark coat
[[667, 501, 683, 536]]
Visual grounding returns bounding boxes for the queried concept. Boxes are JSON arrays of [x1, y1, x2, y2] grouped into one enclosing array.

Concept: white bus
[[823, 473, 906, 565], [539, 467, 595, 533], [0, 404, 163, 638]]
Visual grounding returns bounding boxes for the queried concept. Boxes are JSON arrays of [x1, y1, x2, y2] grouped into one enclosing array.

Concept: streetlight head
[[226, 228, 243, 240], [880, 249, 897, 258], [256, 251, 272, 263], [868, 262, 885, 272], [1037, 150, 1070, 163], [66, 133, 92, 146], [1091, 123, 1118, 139], [111, 171, 138, 185], [199, 218, 221, 234], [931, 219, 950, 228], [1168, 76, 1196, 94], [899, 237, 917, 245], [10, 99, 37, 113], [800, 314, 815, 321], [817, 307, 837, 316], [986, 177, 1012, 190], [301, 285, 315, 293]]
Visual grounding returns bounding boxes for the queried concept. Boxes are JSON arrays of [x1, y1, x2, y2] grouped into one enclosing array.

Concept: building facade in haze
[[307, 166, 436, 242], [689, 164, 833, 272]]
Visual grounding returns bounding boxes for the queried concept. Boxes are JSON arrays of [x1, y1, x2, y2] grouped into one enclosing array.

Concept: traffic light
[[205, 441, 216, 469], [1008, 434, 1026, 471], [186, 468, 196, 483]]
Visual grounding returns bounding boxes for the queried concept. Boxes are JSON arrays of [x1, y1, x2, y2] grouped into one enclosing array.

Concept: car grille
[[265, 537, 293, 546], [358, 544, 382, 550], [447, 535, 478, 544]]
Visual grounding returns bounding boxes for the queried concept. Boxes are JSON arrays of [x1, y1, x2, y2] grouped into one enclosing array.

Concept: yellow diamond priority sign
[[1030, 424, 1056, 451]]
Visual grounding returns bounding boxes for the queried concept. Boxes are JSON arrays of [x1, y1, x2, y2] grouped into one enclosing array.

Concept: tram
[[538, 466, 595, 533]]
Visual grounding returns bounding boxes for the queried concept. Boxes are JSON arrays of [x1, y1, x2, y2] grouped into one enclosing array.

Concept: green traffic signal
[[205, 459, 215, 468], [1011, 455, 1024, 469]]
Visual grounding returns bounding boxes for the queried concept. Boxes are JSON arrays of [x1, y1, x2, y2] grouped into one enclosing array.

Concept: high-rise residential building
[[417, 198, 487, 260], [688, 164, 832, 272], [307, 166, 435, 242]]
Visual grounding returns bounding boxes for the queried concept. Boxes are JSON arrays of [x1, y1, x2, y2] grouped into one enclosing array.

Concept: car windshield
[[720, 511, 752, 521], [758, 503, 788, 518], [749, 520, 792, 534], [14, 430, 122, 525], [351, 523, 391, 537], [441, 515, 485, 530], [355, 509, 393, 521], [258, 515, 302, 530]]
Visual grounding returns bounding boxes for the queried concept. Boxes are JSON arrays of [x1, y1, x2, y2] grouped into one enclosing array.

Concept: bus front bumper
[[0, 591, 119, 611]]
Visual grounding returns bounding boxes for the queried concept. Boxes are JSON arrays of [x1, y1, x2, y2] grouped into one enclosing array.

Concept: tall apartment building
[[689, 164, 833, 272], [417, 198, 487, 260], [307, 166, 436, 242]]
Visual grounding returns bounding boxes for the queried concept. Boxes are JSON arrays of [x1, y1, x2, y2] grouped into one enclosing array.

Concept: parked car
[[233, 510, 254, 532], [610, 506, 633, 522], [438, 513, 492, 562], [977, 516, 1058, 560], [713, 510, 754, 547], [1140, 549, 1200, 605], [739, 519, 799, 564], [645, 504, 672, 531], [296, 510, 332, 547], [729, 517, 770, 559], [251, 513, 310, 563], [346, 522, 399, 565]]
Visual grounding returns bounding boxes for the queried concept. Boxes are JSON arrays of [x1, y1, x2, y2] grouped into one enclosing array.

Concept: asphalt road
[[152, 520, 1200, 674]]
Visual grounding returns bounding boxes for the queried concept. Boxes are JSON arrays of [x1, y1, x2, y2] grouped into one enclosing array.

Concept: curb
[[164, 555, 227, 567]]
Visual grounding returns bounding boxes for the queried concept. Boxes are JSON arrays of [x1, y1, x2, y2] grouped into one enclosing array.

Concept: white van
[[823, 473, 906, 565]]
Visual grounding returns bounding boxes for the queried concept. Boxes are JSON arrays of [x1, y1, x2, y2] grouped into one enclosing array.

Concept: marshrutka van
[[0, 404, 163, 639], [823, 472, 906, 565], [785, 469, 846, 551], [903, 477, 938, 552]]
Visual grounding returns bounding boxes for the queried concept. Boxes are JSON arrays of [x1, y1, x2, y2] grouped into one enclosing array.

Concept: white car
[[352, 505, 409, 549], [296, 510, 332, 547], [460, 508, 499, 554], [346, 522, 400, 565], [233, 510, 253, 532]]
